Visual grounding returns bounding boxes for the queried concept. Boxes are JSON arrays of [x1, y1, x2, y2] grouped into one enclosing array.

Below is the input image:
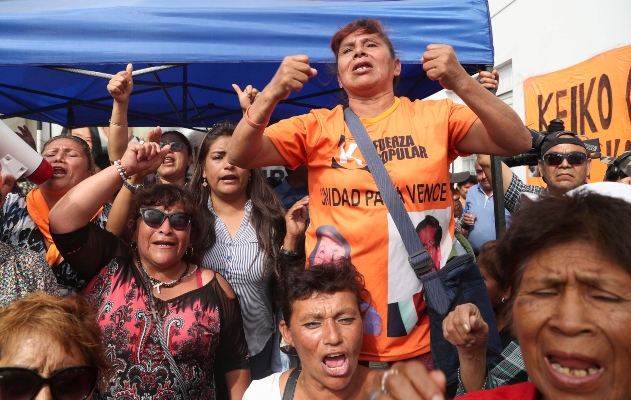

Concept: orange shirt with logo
[[266, 97, 477, 361]]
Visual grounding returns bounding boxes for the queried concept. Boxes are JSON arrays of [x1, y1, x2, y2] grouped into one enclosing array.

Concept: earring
[[131, 242, 138, 252], [501, 297, 506, 304], [202, 178, 208, 187], [185, 246, 194, 258]]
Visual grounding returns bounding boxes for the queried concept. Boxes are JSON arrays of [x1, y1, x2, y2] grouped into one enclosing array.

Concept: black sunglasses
[[139, 208, 193, 231], [159, 141, 185, 152], [0, 366, 98, 400], [543, 152, 587, 166]]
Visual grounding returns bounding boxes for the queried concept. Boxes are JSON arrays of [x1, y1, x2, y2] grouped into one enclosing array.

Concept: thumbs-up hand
[[107, 63, 134, 104]]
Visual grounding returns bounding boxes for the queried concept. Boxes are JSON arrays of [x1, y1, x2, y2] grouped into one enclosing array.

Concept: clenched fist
[[263, 55, 318, 103], [421, 45, 469, 91]]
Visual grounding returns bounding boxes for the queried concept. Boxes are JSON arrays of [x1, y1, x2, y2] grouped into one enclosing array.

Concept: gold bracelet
[[109, 119, 128, 127]]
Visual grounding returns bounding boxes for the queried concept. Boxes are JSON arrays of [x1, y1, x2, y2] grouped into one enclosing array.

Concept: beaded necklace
[[136, 257, 198, 294]]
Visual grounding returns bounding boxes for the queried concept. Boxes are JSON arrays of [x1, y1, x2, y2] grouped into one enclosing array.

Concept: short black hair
[[280, 259, 369, 328]]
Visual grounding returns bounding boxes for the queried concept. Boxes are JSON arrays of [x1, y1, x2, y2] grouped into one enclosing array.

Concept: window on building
[[462, 154, 477, 174], [496, 60, 513, 107]]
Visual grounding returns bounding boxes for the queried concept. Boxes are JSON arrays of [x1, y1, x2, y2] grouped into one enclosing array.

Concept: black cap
[[540, 131, 586, 158], [450, 171, 471, 184]]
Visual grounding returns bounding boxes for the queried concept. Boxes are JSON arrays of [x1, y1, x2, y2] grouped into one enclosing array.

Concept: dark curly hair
[[190, 121, 286, 275], [125, 184, 202, 265], [280, 259, 370, 328]]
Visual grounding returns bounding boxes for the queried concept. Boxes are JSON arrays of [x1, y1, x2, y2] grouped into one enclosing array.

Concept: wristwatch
[[123, 180, 143, 193], [280, 246, 300, 257]]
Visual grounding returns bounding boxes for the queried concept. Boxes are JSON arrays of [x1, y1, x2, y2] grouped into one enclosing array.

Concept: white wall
[[440, 0, 631, 179], [489, 0, 631, 120]]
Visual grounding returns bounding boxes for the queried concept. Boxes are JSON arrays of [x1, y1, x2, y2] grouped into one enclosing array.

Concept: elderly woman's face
[[513, 240, 631, 400], [281, 290, 363, 393], [41, 138, 91, 195], [134, 203, 192, 271], [0, 331, 89, 399]]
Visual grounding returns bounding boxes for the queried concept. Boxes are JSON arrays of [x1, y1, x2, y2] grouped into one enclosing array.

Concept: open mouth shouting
[[162, 156, 175, 166], [352, 61, 373, 73], [52, 166, 67, 178], [546, 353, 603, 388], [322, 352, 349, 377], [152, 239, 177, 249]]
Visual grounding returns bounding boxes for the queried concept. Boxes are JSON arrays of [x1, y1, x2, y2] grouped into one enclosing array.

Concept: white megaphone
[[0, 120, 53, 185]]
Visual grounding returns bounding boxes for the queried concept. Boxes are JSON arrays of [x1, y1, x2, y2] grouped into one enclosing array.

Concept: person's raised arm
[[421, 46, 531, 156], [106, 63, 134, 162], [227, 55, 317, 169], [106, 127, 163, 236], [442, 303, 490, 394], [232, 84, 259, 115], [477, 154, 513, 196], [50, 142, 169, 235], [283, 196, 309, 252]]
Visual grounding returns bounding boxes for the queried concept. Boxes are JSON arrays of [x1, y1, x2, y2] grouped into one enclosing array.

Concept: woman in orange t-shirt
[[226, 19, 531, 365]]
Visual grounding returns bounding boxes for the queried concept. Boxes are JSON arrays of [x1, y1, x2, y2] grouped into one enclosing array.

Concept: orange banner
[[524, 45, 631, 185]]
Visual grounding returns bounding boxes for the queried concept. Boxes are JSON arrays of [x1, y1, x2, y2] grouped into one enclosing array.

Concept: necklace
[[136, 257, 197, 294]]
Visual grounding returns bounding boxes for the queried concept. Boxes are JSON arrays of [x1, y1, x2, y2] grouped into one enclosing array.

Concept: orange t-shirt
[[266, 97, 477, 361]]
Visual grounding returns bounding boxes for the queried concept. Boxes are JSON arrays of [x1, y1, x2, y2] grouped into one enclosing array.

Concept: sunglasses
[[0, 366, 98, 400], [543, 152, 587, 166], [159, 141, 185, 152], [139, 208, 193, 230]]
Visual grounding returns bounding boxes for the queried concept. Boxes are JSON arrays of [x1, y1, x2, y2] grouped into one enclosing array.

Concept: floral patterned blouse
[[0, 241, 60, 308], [53, 223, 249, 400], [0, 192, 110, 294]]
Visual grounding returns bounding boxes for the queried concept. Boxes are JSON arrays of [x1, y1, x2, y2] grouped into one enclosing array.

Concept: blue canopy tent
[[0, 0, 494, 129]]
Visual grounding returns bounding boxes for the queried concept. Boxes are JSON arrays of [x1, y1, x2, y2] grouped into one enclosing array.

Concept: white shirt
[[243, 372, 282, 400]]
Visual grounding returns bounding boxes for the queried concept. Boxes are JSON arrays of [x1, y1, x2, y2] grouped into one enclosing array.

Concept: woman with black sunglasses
[[0, 292, 109, 400], [48, 141, 251, 399]]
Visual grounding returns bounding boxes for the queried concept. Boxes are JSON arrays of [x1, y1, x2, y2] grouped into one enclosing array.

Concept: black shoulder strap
[[343, 107, 450, 314], [282, 367, 301, 400], [343, 107, 435, 275]]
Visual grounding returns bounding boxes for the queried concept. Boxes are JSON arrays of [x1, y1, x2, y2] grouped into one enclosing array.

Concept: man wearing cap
[[477, 131, 591, 213], [602, 151, 631, 183], [461, 161, 512, 254]]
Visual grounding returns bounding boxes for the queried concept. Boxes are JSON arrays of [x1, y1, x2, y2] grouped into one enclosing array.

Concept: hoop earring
[[185, 246, 194, 258], [131, 242, 138, 252], [501, 297, 506, 304], [202, 178, 208, 188]]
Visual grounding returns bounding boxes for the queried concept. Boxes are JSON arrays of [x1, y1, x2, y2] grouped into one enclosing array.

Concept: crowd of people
[[1, 17, 630, 400]]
